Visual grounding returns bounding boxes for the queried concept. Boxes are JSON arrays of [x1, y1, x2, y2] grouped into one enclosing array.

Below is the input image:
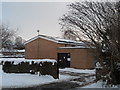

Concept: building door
[[57, 53, 70, 68]]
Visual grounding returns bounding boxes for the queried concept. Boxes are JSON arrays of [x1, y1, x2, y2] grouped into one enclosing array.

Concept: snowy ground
[[0, 65, 75, 88], [0, 65, 2, 89], [59, 68, 95, 74], [0, 58, 75, 88], [82, 81, 105, 88], [0, 58, 110, 88], [82, 81, 118, 88], [0, 65, 96, 88], [1, 64, 108, 88]]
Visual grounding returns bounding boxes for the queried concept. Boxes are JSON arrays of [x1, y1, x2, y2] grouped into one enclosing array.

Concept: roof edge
[[24, 35, 58, 45]]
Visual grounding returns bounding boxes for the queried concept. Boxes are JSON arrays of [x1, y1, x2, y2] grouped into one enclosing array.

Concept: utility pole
[[37, 30, 40, 59], [37, 30, 40, 36]]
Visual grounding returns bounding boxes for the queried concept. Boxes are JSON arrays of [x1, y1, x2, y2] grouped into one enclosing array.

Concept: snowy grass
[[59, 68, 95, 74], [82, 81, 104, 88], [0, 58, 96, 88], [82, 81, 118, 88], [0, 65, 2, 89], [2, 73, 55, 88], [0, 64, 75, 88], [0, 58, 71, 88]]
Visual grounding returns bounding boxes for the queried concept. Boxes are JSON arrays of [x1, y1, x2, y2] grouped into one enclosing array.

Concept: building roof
[[58, 46, 91, 49], [0, 49, 25, 53], [0, 48, 25, 53], [24, 34, 85, 46]]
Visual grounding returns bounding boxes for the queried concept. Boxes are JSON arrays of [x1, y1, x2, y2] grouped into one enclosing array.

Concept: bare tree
[[62, 29, 78, 40], [14, 36, 25, 50], [0, 24, 16, 49], [60, 1, 120, 86]]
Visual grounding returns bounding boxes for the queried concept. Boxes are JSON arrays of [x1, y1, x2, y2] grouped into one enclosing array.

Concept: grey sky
[[2, 2, 69, 40], [1, 0, 115, 40]]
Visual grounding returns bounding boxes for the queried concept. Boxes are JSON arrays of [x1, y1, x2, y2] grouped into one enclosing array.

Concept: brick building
[[24, 35, 95, 69]]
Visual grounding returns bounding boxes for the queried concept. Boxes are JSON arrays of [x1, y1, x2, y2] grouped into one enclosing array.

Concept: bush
[[3, 61, 12, 73], [2, 60, 58, 79]]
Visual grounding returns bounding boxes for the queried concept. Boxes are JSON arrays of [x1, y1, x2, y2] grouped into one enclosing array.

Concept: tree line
[[0, 24, 25, 50]]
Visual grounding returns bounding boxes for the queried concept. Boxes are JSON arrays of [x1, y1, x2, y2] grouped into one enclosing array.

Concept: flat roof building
[[24, 35, 95, 69]]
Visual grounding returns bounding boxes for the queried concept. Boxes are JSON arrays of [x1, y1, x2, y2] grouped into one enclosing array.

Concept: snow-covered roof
[[58, 46, 91, 49], [24, 34, 84, 45], [0, 49, 25, 53]]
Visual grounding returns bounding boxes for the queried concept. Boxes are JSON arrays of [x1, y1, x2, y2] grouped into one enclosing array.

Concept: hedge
[[1, 60, 59, 79]]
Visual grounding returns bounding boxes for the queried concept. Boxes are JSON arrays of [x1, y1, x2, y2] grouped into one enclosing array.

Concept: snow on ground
[[59, 68, 95, 74], [82, 81, 104, 88], [2, 72, 55, 88], [0, 65, 2, 89], [0, 58, 74, 88], [0, 64, 75, 88], [0, 58, 95, 88], [1, 68, 74, 88], [0, 58, 57, 65], [82, 81, 118, 88]]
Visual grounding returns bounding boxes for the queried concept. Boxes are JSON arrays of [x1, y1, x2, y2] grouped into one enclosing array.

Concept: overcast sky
[[2, 2, 69, 40], [1, 0, 115, 40]]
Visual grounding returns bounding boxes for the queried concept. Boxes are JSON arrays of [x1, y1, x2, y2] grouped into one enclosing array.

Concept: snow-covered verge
[[0, 58, 57, 65], [0, 58, 75, 88], [82, 81, 118, 88], [0, 65, 2, 89], [1, 69, 74, 88], [2, 72, 55, 88], [59, 68, 95, 74], [82, 81, 105, 88], [0, 64, 75, 88], [0, 58, 102, 88]]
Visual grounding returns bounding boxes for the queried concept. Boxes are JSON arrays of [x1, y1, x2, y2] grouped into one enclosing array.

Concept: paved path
[[2, 70, 96, 90]]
